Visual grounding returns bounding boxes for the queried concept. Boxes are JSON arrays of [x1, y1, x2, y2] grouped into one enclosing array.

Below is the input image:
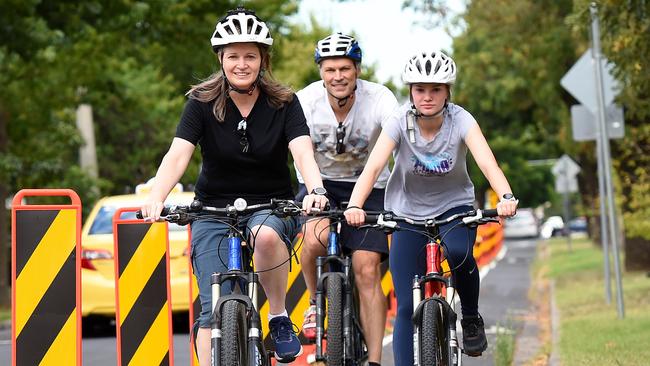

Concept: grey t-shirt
[[383, 102, 477, 219], [295, 79, 398, 188]]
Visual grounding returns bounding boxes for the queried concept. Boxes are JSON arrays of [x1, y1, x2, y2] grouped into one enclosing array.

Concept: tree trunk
[[625, 236, 650, 271]]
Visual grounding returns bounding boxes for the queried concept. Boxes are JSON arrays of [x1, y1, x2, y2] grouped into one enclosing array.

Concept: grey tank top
[[383, 102, 477, 220]]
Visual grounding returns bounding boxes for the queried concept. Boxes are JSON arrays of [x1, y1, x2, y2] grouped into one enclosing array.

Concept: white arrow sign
[[552, 154, 581, 193], [552, 154, 581, 177], [560, 49, 620, 115]]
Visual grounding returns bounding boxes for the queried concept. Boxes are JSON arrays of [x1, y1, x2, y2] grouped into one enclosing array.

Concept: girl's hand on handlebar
[[344, 206, 366, 227], [496, 199, 518, 218], [140, 200, 164, 222], [302, 193, 329, 214]]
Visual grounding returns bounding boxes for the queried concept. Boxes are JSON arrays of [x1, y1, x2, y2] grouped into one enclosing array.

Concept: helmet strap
[[324, 82, 357, 108], [223, 67, 264, 96]]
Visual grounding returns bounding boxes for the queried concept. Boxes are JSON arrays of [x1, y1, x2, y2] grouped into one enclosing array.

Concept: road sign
[[552, 154, 580, 193], [561, 49, 619, 115], [571, 104, 625, 141], [552, 154, 581, 177]]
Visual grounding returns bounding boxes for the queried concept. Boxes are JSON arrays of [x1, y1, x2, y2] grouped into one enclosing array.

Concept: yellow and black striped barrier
[[11, 188, 82, 366], [114, 207, 174, 366]]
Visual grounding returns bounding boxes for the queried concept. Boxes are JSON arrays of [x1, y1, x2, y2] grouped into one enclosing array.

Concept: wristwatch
[[311, 187, 327, 196], [501, 193, 517, 202]]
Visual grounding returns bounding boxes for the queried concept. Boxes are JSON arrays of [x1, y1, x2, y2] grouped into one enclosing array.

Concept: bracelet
[[345, 205, 362, 211]]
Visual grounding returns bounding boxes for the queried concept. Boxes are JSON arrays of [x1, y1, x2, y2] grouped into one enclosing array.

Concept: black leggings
[[389, 205, 478, 366]]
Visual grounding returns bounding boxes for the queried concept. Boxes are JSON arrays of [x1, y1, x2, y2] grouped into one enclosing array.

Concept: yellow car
[[81, 189, 194, 319]]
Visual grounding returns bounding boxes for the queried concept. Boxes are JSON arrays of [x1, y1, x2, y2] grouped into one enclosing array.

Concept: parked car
[[540, 215, 565, 239], [81, 189, 194, 318], [504, 208, 539, 239]]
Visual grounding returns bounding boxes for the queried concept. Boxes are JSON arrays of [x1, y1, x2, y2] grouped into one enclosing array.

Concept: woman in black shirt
[[140, 7, 327, 365]]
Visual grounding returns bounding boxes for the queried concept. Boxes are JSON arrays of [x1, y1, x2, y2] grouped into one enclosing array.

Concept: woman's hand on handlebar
[[496, 198, 518, 218], [302, 193, 329, 214], [344, 206, 366, 227], [140, 200, 164, 222]]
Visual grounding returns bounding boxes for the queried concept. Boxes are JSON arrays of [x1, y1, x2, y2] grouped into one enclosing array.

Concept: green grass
[[545, 238, 650, 366], [494, 320, 515, 366]]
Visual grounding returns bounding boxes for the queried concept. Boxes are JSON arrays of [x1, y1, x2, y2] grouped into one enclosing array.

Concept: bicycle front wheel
[[325, 275, 344, 366], [220, 300, 248, 366], [419, 299, 448, 366]]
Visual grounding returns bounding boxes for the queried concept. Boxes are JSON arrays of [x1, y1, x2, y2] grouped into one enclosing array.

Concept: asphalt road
[[0, 237, 538, 365]]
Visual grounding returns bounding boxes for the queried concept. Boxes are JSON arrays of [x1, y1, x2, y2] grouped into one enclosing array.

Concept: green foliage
[[447, 0, 577, 208], [0, 0, 320, 210]]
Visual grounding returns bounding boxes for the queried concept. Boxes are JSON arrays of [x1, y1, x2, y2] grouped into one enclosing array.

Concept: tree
[[568, 0, 650, 269], [443, 0, 577, 208], [0, 0, 328, 307]]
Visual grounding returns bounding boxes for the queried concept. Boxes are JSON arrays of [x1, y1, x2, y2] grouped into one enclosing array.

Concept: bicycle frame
[[370, 208, 498, 366], [412, 228, 461, 366], [210, 212, 267, 366]]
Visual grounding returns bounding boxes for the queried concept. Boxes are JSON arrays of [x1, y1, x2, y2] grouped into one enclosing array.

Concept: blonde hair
[[187, 45, 293, 121]]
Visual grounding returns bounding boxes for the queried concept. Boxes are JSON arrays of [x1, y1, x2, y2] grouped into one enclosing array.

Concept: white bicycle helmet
[[402, 50, 457, 85], [211, 8, 273, 52], [314, 33, 362, 64]]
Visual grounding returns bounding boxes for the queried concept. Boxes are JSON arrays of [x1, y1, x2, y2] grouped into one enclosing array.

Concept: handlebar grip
[[364, 215, 380, 224], [135, 207, 171, 220], [482, 208, 499, 217]]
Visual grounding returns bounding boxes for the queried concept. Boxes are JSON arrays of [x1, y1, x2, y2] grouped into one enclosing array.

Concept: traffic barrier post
[[11, 189, 82, 366]]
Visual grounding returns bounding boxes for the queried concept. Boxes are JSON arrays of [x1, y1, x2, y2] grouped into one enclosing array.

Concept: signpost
[[551, 155, 580, 251], [560, 3, 624, 318]]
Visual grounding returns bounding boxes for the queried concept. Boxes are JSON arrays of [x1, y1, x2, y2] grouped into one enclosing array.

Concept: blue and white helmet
[[402, 50, 456, 85], [211, 8, 273, 53], [314, 33, 362, 64]]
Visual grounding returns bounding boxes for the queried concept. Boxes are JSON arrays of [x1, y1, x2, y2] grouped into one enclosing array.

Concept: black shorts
[[296, 180, 389, 261]]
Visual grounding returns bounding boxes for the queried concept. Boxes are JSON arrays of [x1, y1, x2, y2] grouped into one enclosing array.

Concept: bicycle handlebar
[[135, 198, 304, 222], [366, 208, 499, 232]]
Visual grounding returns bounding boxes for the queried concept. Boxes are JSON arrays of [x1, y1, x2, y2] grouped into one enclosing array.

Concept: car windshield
[[88, 206, 187, 235]]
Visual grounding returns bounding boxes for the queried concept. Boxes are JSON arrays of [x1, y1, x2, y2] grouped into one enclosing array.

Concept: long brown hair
[[187, 44, 294, 121]]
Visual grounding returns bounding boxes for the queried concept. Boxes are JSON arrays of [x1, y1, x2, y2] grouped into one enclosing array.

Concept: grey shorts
[[190, 209, 299, 328], [296, 180, 389, 260]]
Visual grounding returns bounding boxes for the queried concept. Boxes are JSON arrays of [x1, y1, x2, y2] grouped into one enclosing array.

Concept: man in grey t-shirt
[[295, 33, 398, 366]]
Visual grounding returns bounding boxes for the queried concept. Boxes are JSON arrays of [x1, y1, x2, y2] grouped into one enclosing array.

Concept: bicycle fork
[[314, 255, 352, 361], [413, 241, 462, 366], [210, 271, 267, 366]]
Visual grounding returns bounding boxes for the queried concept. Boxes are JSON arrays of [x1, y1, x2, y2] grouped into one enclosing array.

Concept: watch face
[[502, 193, 514, 200], [312, 187, 327, 195]]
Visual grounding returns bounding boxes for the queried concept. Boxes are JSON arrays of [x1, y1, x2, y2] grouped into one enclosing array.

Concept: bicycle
[[139, 198, 304, 366], [304, 208, 385, 366], [366, 208, 499, 366]]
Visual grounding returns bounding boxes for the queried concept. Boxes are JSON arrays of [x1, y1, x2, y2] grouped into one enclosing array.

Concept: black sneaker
[[461, 314, 488, 356], [269, 316, 303, 362]]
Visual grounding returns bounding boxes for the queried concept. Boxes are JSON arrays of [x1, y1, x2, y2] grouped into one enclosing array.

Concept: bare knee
[[249, 226, 283, 256], [353, 252, 382, 290]]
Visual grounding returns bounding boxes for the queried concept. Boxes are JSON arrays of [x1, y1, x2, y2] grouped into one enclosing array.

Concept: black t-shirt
[[175, 91, 309, 206]]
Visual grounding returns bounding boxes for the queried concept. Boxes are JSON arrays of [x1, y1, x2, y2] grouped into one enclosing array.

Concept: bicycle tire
[[325, 275, 344, 366], [220, 300, 248, 366], [419, 299, 448, 366]]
